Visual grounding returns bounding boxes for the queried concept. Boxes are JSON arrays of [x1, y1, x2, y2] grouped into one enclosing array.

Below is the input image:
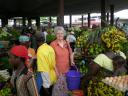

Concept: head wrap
[[10, 45, 29, 59], [19, 35, 30, 43]]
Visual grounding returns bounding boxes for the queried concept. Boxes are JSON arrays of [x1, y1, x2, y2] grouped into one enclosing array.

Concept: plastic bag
[[52, 74, 68, 96]]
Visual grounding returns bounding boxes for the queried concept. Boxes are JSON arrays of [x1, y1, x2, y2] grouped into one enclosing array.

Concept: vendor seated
[[81, 51, 127, 95]]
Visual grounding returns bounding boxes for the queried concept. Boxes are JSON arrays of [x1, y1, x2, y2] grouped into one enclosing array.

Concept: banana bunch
[[101, 26, 126, 51], [87, 80, 124, 96], [76, 36, 85, 48], [76, 31, 90, 48], [88, 42, 105, 58]]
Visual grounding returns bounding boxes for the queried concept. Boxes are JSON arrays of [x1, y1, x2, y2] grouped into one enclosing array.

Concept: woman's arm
[[67, 41, 75, 65], [70, 52, 75, 66]]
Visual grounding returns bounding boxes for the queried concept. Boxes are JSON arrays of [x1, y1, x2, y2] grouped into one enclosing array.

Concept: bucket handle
[[71, 65, 79, 72]]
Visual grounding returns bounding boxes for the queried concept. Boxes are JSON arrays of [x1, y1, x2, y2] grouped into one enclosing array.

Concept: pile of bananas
[[76, 35, 85, 48], [87, 80, 124, 96], [76, 31, 90, 48], [101, 26, 126, 51], [88, 42, 105, 58]]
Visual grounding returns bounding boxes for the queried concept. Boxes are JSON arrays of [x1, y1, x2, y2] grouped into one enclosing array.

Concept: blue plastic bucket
[[66, 70, 81, 90]]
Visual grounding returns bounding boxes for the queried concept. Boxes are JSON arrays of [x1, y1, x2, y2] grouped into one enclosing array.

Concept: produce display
[[0, 70, 10, 80], [101, 26, 126, 51], [87, 29, 102, 45], [0, 73, 11, 96], [0, 28, 12, 41], [86, 29, 105, 58], [0, 87, 11, 96], [0, 25, 127, 96], [75, 28, 106, 58], [87, 80, 124, 96], [8, 28, 20, 40], [73, 26, 128, 96], [102, 75, 128, 92], [87, 42, 105, 58], [76, 30, 90, 48], [69, 26, 82, 38]]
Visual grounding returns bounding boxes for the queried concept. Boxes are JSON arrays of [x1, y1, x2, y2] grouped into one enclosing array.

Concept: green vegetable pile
[[87, 80, 124, 96], [0, 87, 11, 96]]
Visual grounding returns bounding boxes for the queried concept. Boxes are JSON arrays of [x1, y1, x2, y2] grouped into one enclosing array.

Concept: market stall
[[72, 26, 128, 96]]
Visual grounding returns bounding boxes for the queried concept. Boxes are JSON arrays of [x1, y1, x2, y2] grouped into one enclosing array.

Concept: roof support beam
[[27, 17, 32, 27], [57, 0, 64, 26], [106, 12, 109, 23], [88, 13, 91, 28], [101, 0, 106, 27], [69, 14, 72, 27], [22, 17, 26, 27], [1, 17, 8, 27], [110, 5, 114, 26], [36, 17, 40, 29], [81, 14, 84, 27]]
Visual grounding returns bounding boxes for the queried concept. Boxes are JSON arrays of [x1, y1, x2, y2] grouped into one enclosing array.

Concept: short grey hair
[[54, 26, 66, 35]]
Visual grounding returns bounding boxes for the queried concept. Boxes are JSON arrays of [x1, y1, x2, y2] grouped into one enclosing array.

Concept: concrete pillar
[[88, 13, 91, 28], [28, 17, 32, 27], [1, 17, 8, 27], [101, 0, 106, 27], [106, 13, 109, 23], [49, 16, 52, 23], [69, 14, 72, 27], [57, 0, 64, 26], [22, 17, 26, 27], [49, 16, 52, 27], [13, 19, 17, 27], [110, 5, 114, 26], [36, 17, 40, 29], [81, 14, 84, 27]]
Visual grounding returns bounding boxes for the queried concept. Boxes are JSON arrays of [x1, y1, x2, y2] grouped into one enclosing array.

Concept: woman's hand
[[71, 61, 75, 66]]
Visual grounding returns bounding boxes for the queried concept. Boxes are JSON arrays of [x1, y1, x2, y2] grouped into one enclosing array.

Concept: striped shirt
[[11, 66, 39, 96]]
